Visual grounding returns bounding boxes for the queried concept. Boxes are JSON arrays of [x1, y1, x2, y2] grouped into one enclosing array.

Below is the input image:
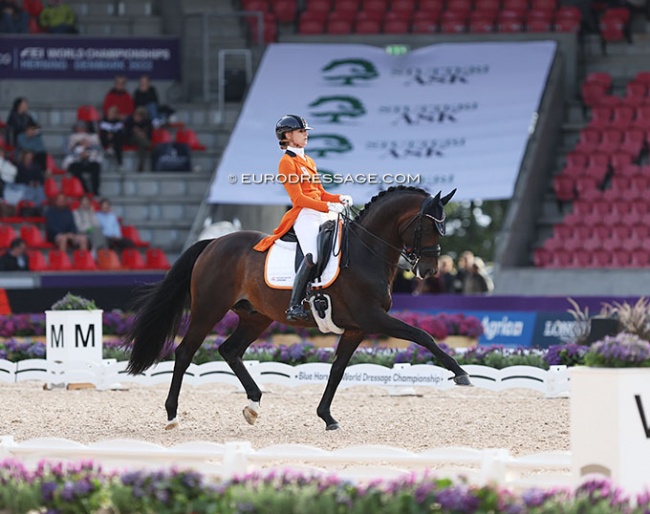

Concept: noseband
[[347, 195, 443, 271]]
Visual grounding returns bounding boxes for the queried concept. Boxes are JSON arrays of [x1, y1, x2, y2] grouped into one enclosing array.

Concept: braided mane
[[353, 186, 429, 224]]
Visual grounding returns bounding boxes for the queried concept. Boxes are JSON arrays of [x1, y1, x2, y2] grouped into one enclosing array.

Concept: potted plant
[[45, 292, 103, 367], [570, 328, 650, 496]]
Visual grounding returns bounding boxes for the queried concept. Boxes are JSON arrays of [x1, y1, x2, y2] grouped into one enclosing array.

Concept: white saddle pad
[[264, 228, 343, 290]]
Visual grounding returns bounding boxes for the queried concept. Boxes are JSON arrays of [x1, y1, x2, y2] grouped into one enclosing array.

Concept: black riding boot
[[286, 253, 315, 321]]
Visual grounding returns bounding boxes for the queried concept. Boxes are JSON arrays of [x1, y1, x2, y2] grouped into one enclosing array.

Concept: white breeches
[[293, 208, 336, 264]]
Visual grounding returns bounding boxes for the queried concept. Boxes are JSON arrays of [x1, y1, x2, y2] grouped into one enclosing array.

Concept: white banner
[[209, 41, 556, 205]]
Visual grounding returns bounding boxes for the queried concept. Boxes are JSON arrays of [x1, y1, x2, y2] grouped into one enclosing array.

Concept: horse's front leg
[[361, 311, 472, 385], [316, 329, 365, 430]]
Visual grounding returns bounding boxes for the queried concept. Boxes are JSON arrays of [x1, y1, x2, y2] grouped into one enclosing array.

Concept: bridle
[[344, 195, 443, 272]]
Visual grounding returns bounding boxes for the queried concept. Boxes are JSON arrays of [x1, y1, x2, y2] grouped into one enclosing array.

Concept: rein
[[343, 197, 442, 272]]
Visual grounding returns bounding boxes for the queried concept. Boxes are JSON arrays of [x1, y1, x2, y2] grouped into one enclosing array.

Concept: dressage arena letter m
[[635, 395, 650, 438], [50, 324, 64, 348], [75, 324, 95, 348]]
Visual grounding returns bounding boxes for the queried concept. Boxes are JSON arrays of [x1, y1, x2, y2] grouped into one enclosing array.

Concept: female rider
[[253, 114, 353, 321]]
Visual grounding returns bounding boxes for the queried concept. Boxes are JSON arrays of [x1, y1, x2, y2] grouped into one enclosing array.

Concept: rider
[[253, 114, 353, 321]]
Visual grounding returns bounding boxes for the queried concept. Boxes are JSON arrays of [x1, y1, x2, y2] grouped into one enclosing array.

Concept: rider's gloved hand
[[340, 195, 354, 207], [328, 202, 345, 214]]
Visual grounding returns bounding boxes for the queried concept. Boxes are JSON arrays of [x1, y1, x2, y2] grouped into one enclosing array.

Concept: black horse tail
[[124, 239, 212, 375]]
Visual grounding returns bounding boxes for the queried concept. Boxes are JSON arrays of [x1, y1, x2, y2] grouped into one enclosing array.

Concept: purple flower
[[585, 333, 650, 368]]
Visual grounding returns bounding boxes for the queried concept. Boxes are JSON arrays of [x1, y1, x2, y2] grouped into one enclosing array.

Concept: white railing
[[0, 436, 573, 489], [0, 359, 570, 397]]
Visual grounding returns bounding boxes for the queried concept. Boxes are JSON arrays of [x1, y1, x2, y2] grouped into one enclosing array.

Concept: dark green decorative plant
[[50, 293, 98, 311]]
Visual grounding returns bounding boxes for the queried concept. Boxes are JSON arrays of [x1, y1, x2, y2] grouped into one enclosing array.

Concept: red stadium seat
[[328, 18, 354, 32], [475, 0, 500, 13], [272, 0, 297, 22], [72, 249, 97, 271], [26, 250, 47, 271], [530, 0, 556, 11], [76, 105, 100, 122], [121, 225, 149, 247], [469, 15, 494, 32], [61, 176, 85, 198], [526, 18, 551, 32], [419, 0, 444, 11], [0, 225, 17, 248], [555, 16, 580, 33], [585, 71, 612, 90], [305, 0, 331, 12], [383, 10, 411, 22], [97, 248, 122, 271], [46, 154, 66, 175], [44, 177, 60, 199], [121, 248, 147, 270], [47, 250, 72, 271], [412, 16, 438, 32], [599, 10, 629, 45], [362, 0, 387, 11], [23, 0, 43, 17], [355, 18, 381, 32], [553, 175, 575, 202], [20, 225, 54, 249], [619, 129, 645, 157], [588, 106, 612, 129], [299, 17, 326, 33], [175, 128, 206, 151], [146, 248, 171, 270], [391, 0, 416, 12], [609, 152, 633, 171], [446, 0, 472, 14], [383, 18, 410, 32], [334, 0, 359, 12], [151, 128, 172, 146]]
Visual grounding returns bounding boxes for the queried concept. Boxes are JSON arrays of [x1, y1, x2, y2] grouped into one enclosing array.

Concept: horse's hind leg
[[164, 315, 223, 429], [217, 312, 272, 425], [316, 329, 365, 430]]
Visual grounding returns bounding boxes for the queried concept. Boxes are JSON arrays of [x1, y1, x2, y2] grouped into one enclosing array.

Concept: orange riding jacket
[[253, 150, 341, 252]]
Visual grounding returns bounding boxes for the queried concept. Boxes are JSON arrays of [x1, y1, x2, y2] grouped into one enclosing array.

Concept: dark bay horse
[[125, 186, 472, 431]]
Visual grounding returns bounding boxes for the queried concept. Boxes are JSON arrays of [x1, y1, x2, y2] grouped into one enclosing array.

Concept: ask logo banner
[[209, 41, 557, 205]]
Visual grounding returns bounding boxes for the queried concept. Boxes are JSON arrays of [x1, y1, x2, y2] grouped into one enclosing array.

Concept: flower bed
[[0, 460, 647, 514]]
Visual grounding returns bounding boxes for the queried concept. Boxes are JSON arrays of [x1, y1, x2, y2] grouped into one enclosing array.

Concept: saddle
[[264, 220, 344, 290], [280, 219, 339, 279]]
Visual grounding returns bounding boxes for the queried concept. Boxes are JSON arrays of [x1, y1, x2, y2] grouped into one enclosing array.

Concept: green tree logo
[[308, 134, 353, 158], [321, 59, 379, 86], [308, 95, 366, 123]]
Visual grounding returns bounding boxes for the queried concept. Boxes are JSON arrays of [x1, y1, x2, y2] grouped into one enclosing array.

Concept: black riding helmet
[[275, 114, 313, 141]]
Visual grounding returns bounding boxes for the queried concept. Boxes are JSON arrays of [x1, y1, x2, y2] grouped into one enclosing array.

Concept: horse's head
[[400, 189, 456, 279]]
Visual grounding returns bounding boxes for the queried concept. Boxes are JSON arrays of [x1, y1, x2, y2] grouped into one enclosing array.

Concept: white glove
[[328, 202, 345, 214], [340, 195, 354, 207]]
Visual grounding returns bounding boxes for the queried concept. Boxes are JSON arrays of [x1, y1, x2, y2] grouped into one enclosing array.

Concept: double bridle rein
[[344, 195, 443, 272]]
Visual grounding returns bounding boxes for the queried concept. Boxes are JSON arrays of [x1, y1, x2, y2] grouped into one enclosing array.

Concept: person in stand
[[99, 105, 125, 169], [0, 146, 17, 198], [0, 237, 29, 271], [62, 121, 103, 196], [73, 195, 107, 252], [38, 0, 77, 34], [5, 97, 37, 148], [15, 121, 47, 170], [124, 107, 152, 172], [0, 0, 29, 33], [133, 74, 175, 128], [96, 198, 134, 251], [15, 150, 46, 209], [102, 75, 134, 120], [45, 193, 88, 251], [253, 114, 352, 321]]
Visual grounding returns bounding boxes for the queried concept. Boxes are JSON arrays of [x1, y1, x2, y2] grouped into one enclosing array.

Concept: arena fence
[[0, 359, 570, 397], [0, 435, 573, 489]]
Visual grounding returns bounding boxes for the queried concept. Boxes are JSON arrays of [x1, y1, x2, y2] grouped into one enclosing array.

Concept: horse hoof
[[454, 374, 473, 386], [165, 417, 179, 430], [326, 422, 340, 431], [243, 406, 259, 425]]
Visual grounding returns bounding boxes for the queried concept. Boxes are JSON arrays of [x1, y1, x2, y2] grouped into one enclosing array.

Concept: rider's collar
[[286, 145, 305, 159]]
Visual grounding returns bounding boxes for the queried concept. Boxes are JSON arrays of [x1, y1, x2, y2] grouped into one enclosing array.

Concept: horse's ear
[[433, 191, 441, 202], [441, 189, 457, 206]]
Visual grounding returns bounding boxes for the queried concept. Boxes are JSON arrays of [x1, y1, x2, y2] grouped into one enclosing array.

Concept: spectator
[[133, 74, 175, 128], [62, 121, 103, 196], [463, 256, 494, 294], [96, 198, 134, 251], [16, 121, 47, 170], [45, 193, 88, 251], [73, 195, 107, 251], [99, 105, 125, 169], [15, 150, 46, 209], [124, 107, 152, 172], [38, 0, 77, 34], [453, 250, 474, 293], [391, 266, 416, 294], [0, 146, 17, 197], [412, 254, 457, 295], [0, 0, 29, 33], [5, 97, 37, 148], [102, 75, 134, 120], [0, 237, 29, 271]]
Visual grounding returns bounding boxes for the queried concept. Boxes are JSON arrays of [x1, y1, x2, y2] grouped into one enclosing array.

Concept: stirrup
[[286, 304, 310, 321]]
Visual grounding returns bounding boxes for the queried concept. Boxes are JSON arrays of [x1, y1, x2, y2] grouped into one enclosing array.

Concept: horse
[[124, 186, 473, 431]]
